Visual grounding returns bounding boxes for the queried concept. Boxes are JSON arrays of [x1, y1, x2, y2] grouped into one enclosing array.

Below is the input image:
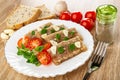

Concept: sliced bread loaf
[[36, 4, 56, 20], [7, 5, 41, 30]]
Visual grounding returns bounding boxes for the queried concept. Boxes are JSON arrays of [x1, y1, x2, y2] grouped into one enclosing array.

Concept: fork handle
[[83, 72, 91, 80]]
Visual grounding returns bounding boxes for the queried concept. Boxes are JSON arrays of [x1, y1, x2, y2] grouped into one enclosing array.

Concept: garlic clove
[[4, 29, 14, 34], [0, 32, 9, 40], [50, 40, 58, 46], [49, 46, 57, 55], [74, 41, 81, 48], [51, 25, 60, 31], [9, 32, 14, 37], [63, 30, 68, 37], [41, 34, 47, 39]]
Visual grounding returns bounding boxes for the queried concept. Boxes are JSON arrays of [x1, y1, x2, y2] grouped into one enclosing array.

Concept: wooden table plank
[[0, 0, 120, 80]]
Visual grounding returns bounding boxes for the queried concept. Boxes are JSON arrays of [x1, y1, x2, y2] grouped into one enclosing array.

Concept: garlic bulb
[[54, 1, 68, 16]]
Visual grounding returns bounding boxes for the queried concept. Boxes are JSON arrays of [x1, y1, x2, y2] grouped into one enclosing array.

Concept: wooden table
[[0, 0, 120, 80]]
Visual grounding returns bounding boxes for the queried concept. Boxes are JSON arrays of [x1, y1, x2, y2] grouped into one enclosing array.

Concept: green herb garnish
[[27, 54, 40, 66], [55, 34, 61, 40], [17, 47, 40, 66], [63, 37, 69, 41], [40, 28, 47, 34], [68, 43, 76, 51], [21, 44, 25, 49], [70, 31, 75, 35], [58, 46, 64, 54], [60, 27, 65, 30], [31, 31, 35, 35], [34, 46, 44, 52], [44, 26, 49, 28], [51, 29, 56, 33], [17, 47, 29, 55]]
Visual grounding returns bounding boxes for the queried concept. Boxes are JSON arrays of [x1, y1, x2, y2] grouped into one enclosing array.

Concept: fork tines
[[91, 41, 108, 66]]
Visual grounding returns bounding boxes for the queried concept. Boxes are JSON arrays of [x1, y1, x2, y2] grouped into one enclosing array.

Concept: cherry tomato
[[59, 12, 71, 20], [17, 36, 30, 48], [71, 12, 83, 23], [37, 51, 52, 65], [80, 18, 94, 31], [43, 42, 51, 50], [26, 37, 42, 50], [85, 11, 96, 22], [17, 38, 23, 48]]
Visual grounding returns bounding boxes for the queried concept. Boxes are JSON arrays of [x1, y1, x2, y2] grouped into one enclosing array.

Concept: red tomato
[[59, 12, 71, 20], [37, 51, 52, 65], [17, 36, 30, 48], [27, 37, 42, 50], [17, 38, 23, 48], [71, 12, 83, 23], [80, 18, 94, 31], [44, 42, 51, 50], [85, 11, 96, 22]]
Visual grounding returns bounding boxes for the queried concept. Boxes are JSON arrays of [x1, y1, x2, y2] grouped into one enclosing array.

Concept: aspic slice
[[39, 22, 53, 29], [40, 24, 66, 36], [26, 24, 66, 39], [43, 28, 82, 44], [50, 36, 87, 65]]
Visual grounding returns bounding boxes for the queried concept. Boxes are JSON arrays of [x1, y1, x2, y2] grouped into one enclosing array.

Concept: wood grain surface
[[0, 0, 120, 80]]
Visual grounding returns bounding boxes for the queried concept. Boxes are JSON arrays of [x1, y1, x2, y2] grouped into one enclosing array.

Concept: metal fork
[[83, 41, 108, 80]]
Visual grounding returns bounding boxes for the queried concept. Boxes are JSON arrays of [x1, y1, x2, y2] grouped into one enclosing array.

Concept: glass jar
[[95, 4, 117, 43]]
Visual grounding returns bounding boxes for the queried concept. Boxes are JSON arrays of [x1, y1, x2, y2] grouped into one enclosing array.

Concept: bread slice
[[7, 5, 41, 30], [52, 36, 87, 65], [36, 4, 56, 20]]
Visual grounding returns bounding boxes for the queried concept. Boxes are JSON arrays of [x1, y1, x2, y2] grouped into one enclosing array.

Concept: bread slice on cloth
[[7, 5, 41, 30]]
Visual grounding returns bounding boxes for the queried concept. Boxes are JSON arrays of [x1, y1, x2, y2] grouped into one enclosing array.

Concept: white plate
[[5, 19, 94, 78]]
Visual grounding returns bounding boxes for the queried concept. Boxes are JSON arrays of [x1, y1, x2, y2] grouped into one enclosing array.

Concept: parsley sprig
[[17, 45, 40, 66], [63, 37, 69, 41], [55, 34, 61, 40], [68, 43, 76, 51], [40, 28, 47, 34], [69, 31, 75, 36], [31, 31, 35, 35], [57, 46, 64, 54]]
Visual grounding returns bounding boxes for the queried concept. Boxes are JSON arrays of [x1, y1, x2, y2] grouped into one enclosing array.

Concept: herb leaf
[[44, 26, 49, 28], [68, 43, 76, 51], [27, 54, 40, 66], [63, 37, 69, 41], [51, 29, 55, 33], [21, 44, 25, 49], [34, 46, 44, 52], [40, 28, 47, 34], [60, 27, 65, 30], [17, 47, 29, 55], [31, 31, 35, 35], [55, 34, 61, 40], [17, 47, 40, 66], [58, 46, 64, 54], [70, 31, 75, 35]]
